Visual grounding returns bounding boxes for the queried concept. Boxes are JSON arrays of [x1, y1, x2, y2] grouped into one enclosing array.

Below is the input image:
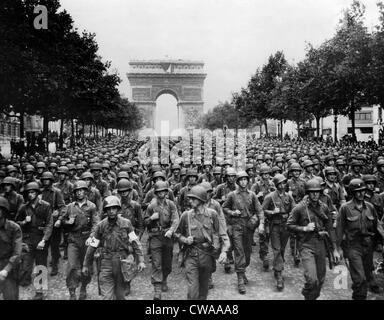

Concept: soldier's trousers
[[300, 239, 326, 300], [66, 235, 91, 290], [18, 240, 48, 290], [259, 225, 270, 261], [231, 224, 253, 272], [99, 255, 128, 300], [149, 234, 173, 284], [270, 223, 289, 272], [185, 248, 213, 300], [346, 242, 374, 300], [49, 227, 62, 264], [0, 259, 18, 300]]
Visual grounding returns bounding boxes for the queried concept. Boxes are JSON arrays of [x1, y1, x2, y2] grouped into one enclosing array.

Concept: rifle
[[322, 231, 336, 270], [94, 249, 102, 295]]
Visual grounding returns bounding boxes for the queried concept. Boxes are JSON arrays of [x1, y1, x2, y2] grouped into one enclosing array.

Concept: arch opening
[[155, 93, 179, 136]]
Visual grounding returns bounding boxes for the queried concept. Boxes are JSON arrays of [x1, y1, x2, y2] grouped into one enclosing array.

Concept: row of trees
[[0, 0, 143, 150], [201, 1, 384, 142]]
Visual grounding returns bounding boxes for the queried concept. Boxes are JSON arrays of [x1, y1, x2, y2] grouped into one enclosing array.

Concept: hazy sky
[[60, 0, 381, 131]]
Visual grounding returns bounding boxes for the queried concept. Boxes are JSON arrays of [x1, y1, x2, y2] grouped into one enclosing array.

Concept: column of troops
[[1, 137, 384, 300]]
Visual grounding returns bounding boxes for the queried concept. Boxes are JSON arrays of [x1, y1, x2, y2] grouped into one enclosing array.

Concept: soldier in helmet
[[342, 160, 363, 197], [213, 168, 237, 206], [83, 196, 146, 300], [174, 185, 228, 300], [90, 163, 111, 198], [323, 166, 346, 212], [374, 159, 384, 193], [20, 164, 40, 197], [67, 164, 78, 184], [178, 169, 199, 214], [81, 172, 103, 217], [245, 164, 256, 186], [144, 181, 179, 300], [1, 177, 24, 221], [336, 179, 381, 299], [210, 166, 223, 193], [168, 164, 181, 193], [222, 171, 265, 294], [116, 179, 144, 239], [263, 174, 296, 291], [102, 162, 117, 192], [143, 171, 175, 210], [287, 179, 339, 300], [35, 162, 46, 180], [55, 180, 99, 300], [300, 160, 317, 182], [15, 182, 53, 300], [251, 165, 275, 271], [40, 171, 65, 276], [198, 161, 213, 183], [48, 162, 59, 183], [0, 196, 22, 300]]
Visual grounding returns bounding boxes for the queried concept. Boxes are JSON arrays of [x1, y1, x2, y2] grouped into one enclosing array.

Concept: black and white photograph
[[2, 0, 384, 305]]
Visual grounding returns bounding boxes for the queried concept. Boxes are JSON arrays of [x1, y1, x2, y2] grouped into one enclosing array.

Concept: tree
[[199, 101, 240, 131]]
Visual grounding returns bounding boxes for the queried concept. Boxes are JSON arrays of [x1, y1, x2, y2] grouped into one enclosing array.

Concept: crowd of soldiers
[[1, 135, 384, 300]]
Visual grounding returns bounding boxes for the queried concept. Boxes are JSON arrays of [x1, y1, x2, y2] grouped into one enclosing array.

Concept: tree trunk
[[43, 116, 49, 152], [350, 98, 356, 142], [297, 122, 300, 137], [71, 118, 75, 147], [19, 111, 24, 138], [280, 119, 283, 140], [264, 119, 269, 137], [59, 118, 64, 149], [334, 114, 338, 143], [315, 116, 320, 138]]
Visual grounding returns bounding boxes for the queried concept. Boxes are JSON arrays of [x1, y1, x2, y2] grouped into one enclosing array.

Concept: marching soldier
[[222, 171, 264, 294], [81, 172, 103, 217], [374, 159, 384, 193], [342, 160, 363, 196], [82, 196, 146, 300], [144, 181, 179, 300], [1, 177, 24, 221], [262, 174, 296, 291], [0, 196, 22, 300], [16, 182, 53, 300], [90, 163, 111, 198], [56, 180, 99, 300], [178, 169, 199, 213], [300, 160, 317, 182], [336, 179, 381, 299], [287, 179, 339, 300], [174, 185, 228, 300]]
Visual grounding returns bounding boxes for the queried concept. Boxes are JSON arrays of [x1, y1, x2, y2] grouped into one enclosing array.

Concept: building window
[[322, 128, 332, 136], [354, 112, 372, 121]]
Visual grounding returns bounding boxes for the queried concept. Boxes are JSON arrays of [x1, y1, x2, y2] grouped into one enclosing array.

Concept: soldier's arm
[[90, 204, 99, 237], [335, 205, 346, 249], [287, 206, 305, 233], [212, 211, 230, 253], [15, 205, 26, 224], [3, 224, 22, 273], [143, 204, 154, 227], [16, 194, 24, 212], [168, 190, 175, 202], [95, 189, 103, 218], [173, 212, 189, 243], [43, 204, 54, 241], [56, 190, 65, 210], [84, 223, 101, 266], [222, 192, 235, 218], [103, 182, 111, 198], [262, 195, 274, 217], [168, 201, 179, 234], [142, 191, 152, 210], [252, 192, 265, 226], [135, 203, 144, 237], [128, 222, 144, 263]]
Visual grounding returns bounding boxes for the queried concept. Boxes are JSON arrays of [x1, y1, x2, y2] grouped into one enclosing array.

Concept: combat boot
[[243, 273, 248, 285], [32, 292, 44, 300], [69, 289, 77, 300], [79, 285, 87, 300], [50, 262, 59, 276], [224, 263, 231, 273], [126, 282, 131, 295], [275, 271, 284, 291], [262, 259, 269, 271], [161, 277, 169, 292], [237, 272, 246, 294], [208, 276, 214, 289], [154, 283, 162, 300]]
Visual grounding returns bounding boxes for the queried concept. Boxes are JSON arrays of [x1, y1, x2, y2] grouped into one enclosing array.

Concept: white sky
[[60, 0, 381, 131]]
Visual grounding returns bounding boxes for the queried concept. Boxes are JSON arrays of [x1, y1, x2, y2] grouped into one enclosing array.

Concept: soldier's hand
[[185, 236, 194, 245], [85, 237, 92, 246], [218, 252, 227, 264], [54, 220, 61, 228], [164, 230, 173, 238], [257, 192, 264, 198], [258, 224, 265, 234], [303, 222, 315, 232], [333, 249, 341, 264], [233, 210, 241, 216], [138, 262, 146, 272], [338, 248, 344, 261], [0, 269, 8, 281], [273, 208, 280, 214], [52, 210, 59, 218], [37, 240, 45, 250], [82, 266, 89, 277], [150, 212, 159, 220]]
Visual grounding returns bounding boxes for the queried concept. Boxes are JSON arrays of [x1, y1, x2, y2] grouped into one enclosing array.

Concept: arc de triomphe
[[127, 60, 206, 130]]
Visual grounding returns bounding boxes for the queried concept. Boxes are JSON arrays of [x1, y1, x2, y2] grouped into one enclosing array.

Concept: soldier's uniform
[[178, 183, 198, 213], [324, 181, 346, 211], [118, 195, 144, 238], [337, 198, 379, 300], [213, 182, 236, 206], [84, 216, 144, 300], [144, 194, 179, 298], [0, 218, 22, 300], [2, 190, 24, 221], [60, 198, 99, 298], [94, 177, 111, 199], [287, 198, 334, 300], [86, 186, 103, 217]]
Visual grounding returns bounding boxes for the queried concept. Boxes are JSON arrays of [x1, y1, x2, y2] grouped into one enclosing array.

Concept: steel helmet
[[336, 159, 346, 166], [6, 165, 17, 173], [25, 182, 41, 192], [256, 155, 264, 161], [117, 171, 129, 180], [324, 167, 337, 176], [1, 177, 16, 188], [152, 171, 166, 181], [80, 172, 94, 180], [236, 171, 249, 184], [213, 166, 222, 175], [49, 162, 58, 169], [225, 168, 237, 176], [130, 161, 139, 167], [348, 179, 366, 192], [187, 185, 208, 203], [362, 175, 376, 185], [303, 160, 314, 168], [271, 166, 282, 174], [273, 174, 287, 187], [289, 163, 302, 172], [275, 157, 284, 164], [57, 166, 69, 175], [259, 166, 271, 175], [314, 176, 326, 187], [90, 163, 102, 172], [76, 164, 85, 171], [120, 164, 131, 173], [103, 195, 121, 209], [377, 159, 384, 168], [24, 164, 35, 173], [73, 180, 88, 192], [41, 171, 55, 181], [350, 160, 362, 167], [102, 162, 110, 170], [171, 164, 181, 171], [36, 162, 46, 169], [154, 181, 169, 193], [186, 169, 199, 178], [200, 181, 213, 193], [203, 161, 212, 167], [245, 163, 254, 172], [0, 196, 10, 213], [305, 179, 322, 193], [117, 179, 133, 192]]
